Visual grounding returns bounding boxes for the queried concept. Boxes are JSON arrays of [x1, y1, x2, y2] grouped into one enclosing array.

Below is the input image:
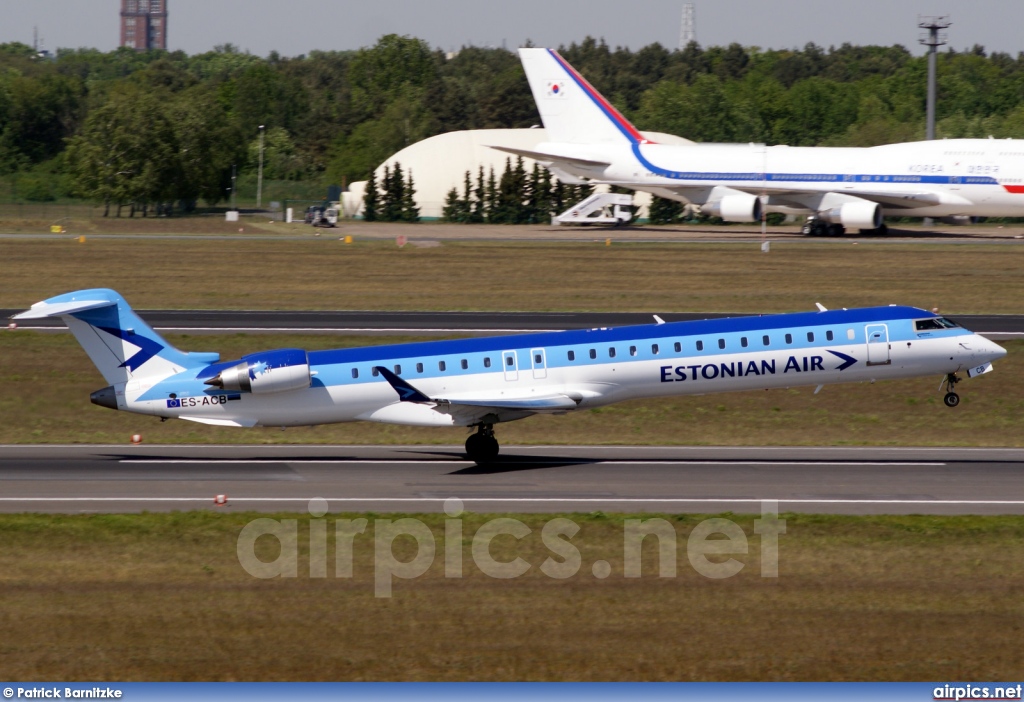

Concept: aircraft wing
[[374, 366, 580, 413]]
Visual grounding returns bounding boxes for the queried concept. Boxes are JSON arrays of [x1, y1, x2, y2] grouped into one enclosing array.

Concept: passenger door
[[865, 324, 890, 365], [531, 348, 547, 380], [502, 350, 519, 381]]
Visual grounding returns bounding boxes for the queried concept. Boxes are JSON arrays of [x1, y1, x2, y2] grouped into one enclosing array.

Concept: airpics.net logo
[[236, 498, 786, 598]]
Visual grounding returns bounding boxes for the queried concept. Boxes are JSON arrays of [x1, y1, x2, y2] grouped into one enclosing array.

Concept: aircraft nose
[[974, 334, 1007, 363]]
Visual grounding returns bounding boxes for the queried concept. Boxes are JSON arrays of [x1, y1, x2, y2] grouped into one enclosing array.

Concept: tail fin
[[13, 289, 219, 384], [519, 48, 650, 146]]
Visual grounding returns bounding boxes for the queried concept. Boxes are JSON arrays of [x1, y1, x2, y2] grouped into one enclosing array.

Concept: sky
[[1, 0, 1021, 58]]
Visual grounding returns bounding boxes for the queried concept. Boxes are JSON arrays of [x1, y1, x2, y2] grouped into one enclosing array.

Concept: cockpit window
[[915, 317, 960, 331]]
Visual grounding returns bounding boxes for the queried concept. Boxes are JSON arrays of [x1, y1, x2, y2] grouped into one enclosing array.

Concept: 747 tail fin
[[13, 289, 219, 385], [519, 48, 651, 146]]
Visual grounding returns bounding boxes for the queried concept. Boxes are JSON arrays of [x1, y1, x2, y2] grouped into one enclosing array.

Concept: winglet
[[815, 303, 828, 312], [374, 366, 433, 403], [653, 315, 666, 325]]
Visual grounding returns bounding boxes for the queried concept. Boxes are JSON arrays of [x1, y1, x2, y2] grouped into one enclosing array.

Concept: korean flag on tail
[[547, 81, 566, 98]]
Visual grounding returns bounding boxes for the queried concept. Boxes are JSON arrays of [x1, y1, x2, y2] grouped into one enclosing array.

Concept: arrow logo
[[98, 326, 165, 371], [827, 350, 857, 371]]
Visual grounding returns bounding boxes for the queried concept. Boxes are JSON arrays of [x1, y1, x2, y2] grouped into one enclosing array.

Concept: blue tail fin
[[14, 289, 219, 384]]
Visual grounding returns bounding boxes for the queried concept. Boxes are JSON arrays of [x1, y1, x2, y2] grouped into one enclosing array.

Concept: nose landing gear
[[943, 373, 962, 408], [465, 424, 499, 464]]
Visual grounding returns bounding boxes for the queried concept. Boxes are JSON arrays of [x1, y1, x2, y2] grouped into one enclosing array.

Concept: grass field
[[3, 237, 1024, 313], [1, 511, 1022, 681], [1, 331, 1020, 446]]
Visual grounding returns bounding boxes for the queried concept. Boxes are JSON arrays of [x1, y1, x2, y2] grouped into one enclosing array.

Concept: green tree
[[441, 186, 462, 223], [647, 195, 684, 224], [362, 168, 378, 221], [401, 171, 420, 222], [65, 87, 178, 216]]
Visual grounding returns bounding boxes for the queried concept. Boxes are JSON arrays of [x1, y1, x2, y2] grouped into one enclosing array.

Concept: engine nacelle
[[205, 348, 311, 395], [702, 194, 762, 222], [820, 201, 882, 229]]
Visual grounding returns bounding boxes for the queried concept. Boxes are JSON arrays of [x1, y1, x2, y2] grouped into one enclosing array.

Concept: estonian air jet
[[495, 48, 1024, 236], [13, 289, 1006, 463]]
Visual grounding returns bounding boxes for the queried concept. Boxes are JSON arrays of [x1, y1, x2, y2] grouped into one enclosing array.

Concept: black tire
[[827, 223, 846, 237], [465, 433, 500, 464], [943, 392, 960, 408]]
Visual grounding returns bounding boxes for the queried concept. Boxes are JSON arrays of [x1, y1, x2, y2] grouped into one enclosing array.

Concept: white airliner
[[494, 48, 1024, 235], [14, 290, 1006, 463]]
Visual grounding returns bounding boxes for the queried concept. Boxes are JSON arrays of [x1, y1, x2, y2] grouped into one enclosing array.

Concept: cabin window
[[785, 333, 793, 344], [535, 353, 543, 364], [416, 362, 423, 373], [506, 356, 515, 366], [674, 341, 681, 353], [568, 350, 576, 361], [847, 329, 855, 340], [608, 347, 616, 358], [484, 357, 491, 368], [652, 344, 660, 355], [372, 368, 380, 377], [461, 359, 468, 370], [590, 349, 597, 359], [718, 338, 726, 350], [826, 330, 834, 341], [763, 335, 770, 346], [351, 368, 359, 379], [439, 361, 446, 371], [807, 332, 815, 342], [630, 345, 637, 357], [394, 365, 401, 375], [741, 337, 748, 348], [696, 340, 704, 351]]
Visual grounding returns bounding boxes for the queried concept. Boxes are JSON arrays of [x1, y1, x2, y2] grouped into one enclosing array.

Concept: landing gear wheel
[[943, 373, 962, 408], [827, 223, 846, 237], [465, 425, 499, 464]]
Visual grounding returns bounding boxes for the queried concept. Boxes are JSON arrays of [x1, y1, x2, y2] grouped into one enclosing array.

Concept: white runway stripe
[[118, 459, 947, 466], [0, 497, 1018, 505]]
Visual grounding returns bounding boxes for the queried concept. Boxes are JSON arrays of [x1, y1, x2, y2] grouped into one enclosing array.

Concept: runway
[[5, 309, 1023, 338], [2, 444, 1023, 515]]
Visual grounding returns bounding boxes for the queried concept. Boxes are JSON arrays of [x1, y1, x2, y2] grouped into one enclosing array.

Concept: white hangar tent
[[341, 128, 693, 221]]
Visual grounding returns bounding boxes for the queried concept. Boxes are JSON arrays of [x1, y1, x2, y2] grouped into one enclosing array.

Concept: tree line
[[361, 162, 420, 222], [3, 35, 1024, 214], [439, 157, 594, 224]]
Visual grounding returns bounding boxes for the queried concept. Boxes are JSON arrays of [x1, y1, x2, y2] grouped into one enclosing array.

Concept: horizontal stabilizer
[[486, 145, 610, 169], [13, 299, 114, 320]]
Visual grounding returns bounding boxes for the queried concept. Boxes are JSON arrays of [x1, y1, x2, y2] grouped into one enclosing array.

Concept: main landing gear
[[465, 424, 499, 464], [943, 373, 962, 408]]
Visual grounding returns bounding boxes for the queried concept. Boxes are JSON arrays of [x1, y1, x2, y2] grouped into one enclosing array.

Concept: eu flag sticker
[[166, 398, 181, 408]]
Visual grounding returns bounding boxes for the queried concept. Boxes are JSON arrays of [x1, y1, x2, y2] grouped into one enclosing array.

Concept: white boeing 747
[[495, 48, 1024, 235], [14, 290, 1006, 463]]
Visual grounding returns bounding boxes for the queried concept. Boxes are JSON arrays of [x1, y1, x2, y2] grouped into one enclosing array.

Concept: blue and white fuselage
[[14, 290, 1006, 462]]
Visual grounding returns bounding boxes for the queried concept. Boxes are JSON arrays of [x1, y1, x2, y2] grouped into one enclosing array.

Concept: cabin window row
[[349, 327, 855, 378], [354, 356, 492, 378], [564, 329, 842, 361]]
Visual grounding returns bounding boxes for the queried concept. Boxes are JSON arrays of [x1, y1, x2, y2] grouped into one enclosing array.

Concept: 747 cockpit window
[[915, 317, 960, 331]]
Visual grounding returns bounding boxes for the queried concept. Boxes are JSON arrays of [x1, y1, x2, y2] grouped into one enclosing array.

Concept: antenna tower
[[918, 15, 951, 141]]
